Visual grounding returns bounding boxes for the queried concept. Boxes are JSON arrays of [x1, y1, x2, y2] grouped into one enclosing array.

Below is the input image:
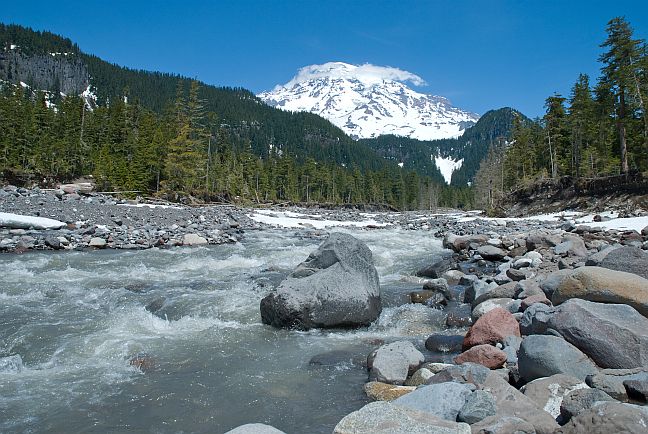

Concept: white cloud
[[280, 62, 427, 89]]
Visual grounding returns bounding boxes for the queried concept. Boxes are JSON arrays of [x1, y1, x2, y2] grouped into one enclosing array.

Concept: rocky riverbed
[[3, 185, 648, 433]]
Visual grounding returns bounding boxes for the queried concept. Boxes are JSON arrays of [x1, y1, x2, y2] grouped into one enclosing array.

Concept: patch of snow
[[248, 210, 389, 229], [0, 212, 66, 230], [117, 203, 184, 210], [434, 155, 463, 184], [9, 44, 17, 50], [580, 215, 648, 233], [19, 81, 28, 88], [398, 162, 404, 168]]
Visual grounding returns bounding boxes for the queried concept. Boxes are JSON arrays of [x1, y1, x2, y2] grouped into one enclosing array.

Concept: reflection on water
[[0, 228, 444, 433]]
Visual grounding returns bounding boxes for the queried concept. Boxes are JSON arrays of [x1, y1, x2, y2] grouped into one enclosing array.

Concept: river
[[0, 227, 446, 433]]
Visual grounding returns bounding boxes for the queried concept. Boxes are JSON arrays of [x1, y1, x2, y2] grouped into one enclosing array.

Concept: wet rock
[[416, 257, 453, 278], [558, 402, 648, 433], [393, 381, 473, 421], [309, 350, 363, 368], [551, 266, 648, 317], [368, 341, 424, 385], [521, 374, 588, 419], [260, 233, 381, 329], [518, 335, 598, 382], [425, 334, 464, 353], [454, 344, 507, 369], [548, 299, 648, 369], [463, 307, 521, 350], [333, 401, 471, 434], [457, 390, 497, 424], [520, 303, 556, 336], [410, 290, 446, 307], [129, 354, 155, 373], [225, 423, 286, 434], [364, 381, 415, 401], [442, 269, 464, 285], [145, 297, 166, 313], [426, 362, 491, 388], [559, 388, 616, 424], [445, 304, 472, 328], [598, 245, 648, 279]]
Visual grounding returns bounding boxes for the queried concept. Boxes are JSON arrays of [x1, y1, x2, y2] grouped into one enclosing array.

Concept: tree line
[[474, 17, 648, 211]]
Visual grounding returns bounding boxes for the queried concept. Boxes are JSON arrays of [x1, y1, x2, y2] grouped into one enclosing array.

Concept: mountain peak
[[259, 62, 479, 141]]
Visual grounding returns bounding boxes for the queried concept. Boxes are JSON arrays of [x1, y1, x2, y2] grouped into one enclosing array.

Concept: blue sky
[[2, 1, 647, 118]]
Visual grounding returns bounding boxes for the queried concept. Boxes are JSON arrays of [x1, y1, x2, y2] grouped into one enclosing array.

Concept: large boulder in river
[[548, 299, 648, 369], [518, 335, 597, 382], [550, 266, 648, 317], [368, 341, 424, 385], [260, 233, 381, 329]]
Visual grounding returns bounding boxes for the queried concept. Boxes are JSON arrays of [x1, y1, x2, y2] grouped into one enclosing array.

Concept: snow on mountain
[[434, 154, 463, 184], [258, 62, 479, 141]]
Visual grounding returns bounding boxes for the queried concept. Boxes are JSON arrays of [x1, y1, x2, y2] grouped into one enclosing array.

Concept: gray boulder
[[559, 388, 616, 424], [457, 390, 497, 424], [559, 401, 648, 433], [225, 424, 286, 434], [518, 335, 598, 382], [554, 236, 588, 257], [426, 362, 491, 388], [521, 374, 588, 419], [548, 299, 648, 369], [416, 257, 453, 279], [425, 334, 464, 353], [260, 233, 381, 329], [472, 281, 518, 307], [520, 303, 556, 336], [369, 341, 424, 385], [586, 368, 648, 400], [463, 278, 498, 305], [472, 417, 537, 434], [585, 244, 621, 266], [539, 269, 572, 299], [393, 382, 473, 421], [333, 401, 471, 434], [599, 245, 648, 279], [477, 245, 507, 261], [471, 372, 559, 434]]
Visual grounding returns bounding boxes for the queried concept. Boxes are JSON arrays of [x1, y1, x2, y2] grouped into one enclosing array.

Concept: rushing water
[[0, 227, 446, 434]]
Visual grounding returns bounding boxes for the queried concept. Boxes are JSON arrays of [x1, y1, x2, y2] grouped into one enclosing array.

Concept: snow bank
[[248, 209, 389, 229], [0, 212, 66, 230]]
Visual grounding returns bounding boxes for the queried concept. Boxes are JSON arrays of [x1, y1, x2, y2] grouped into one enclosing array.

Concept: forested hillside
[[0, 23, 466, 209], [474, 17, 648, 212]]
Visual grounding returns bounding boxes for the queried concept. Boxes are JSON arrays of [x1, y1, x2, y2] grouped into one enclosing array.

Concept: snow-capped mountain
[[258, 62, 479, 141]]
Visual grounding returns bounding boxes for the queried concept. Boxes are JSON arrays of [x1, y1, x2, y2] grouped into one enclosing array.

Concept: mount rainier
[[258, 62, 479, 141]]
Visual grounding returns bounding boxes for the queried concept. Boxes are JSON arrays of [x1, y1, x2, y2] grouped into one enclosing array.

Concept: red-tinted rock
[[454, 344, 507, 369], [463, 307, 521, 350], [521, 294, 552, 310]]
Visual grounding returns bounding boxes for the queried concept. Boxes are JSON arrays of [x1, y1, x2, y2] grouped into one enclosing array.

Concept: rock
[[422, 278, 450, 294], [444, 233, 489, 253], [471, 372, 560, 434], [457, 390, 497, 424], [463, 278, 498, 305], [364, 381, 416, 401], [551, 266, 648, 317], [309, 350, 362, 368], [445, 304, 472, 328], [182, 233, 208, 246], [518, 335, 598, 382], [507, 268, 530, 281], [425, 334, 464, 353], [598, 245, 648, 279], [527, 231, 562, 251], [416, 257, 453, 278], [443, 269, 465, 285], [559, 388, 616, 424], [558, 402, 648, 433], [472, 416, 537, 434], [393, 382, 473, 421], [260, 233, 381, 329], [643, 225, 648, 236], [405, 368, 434, 386], [409, 290, 446, 306], [554, 236, 588, 257], [472, 298, 518, 320], [521, 374, 588, 419], [477, 245, 507, 261], [585, 245, 621, 266], [129, 354, 155, 373], [520, 303, 556, 336], [454, 344, 507, 369], [44, 236, 62, 249], [426, 363, 491, 388], [88, 237, 106, 248], [586, 368, 648, 400], [421, 362, 454, 374], [548, 299, 648, 369], [503, 335, 522, 364], [225, 424, 286, 434], [473, 281, 518, 307], [369, 341, 424, 385], [463, 307, 521, 350], [623, 379, 648, 401], [539, 269, 572, 299], [521, 294, 551, 310], [333, 401, 471, 434], [515, 280, 545, 298]]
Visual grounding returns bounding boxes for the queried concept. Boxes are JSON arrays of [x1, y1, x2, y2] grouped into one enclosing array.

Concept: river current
[[0, 227, 446, 433]]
